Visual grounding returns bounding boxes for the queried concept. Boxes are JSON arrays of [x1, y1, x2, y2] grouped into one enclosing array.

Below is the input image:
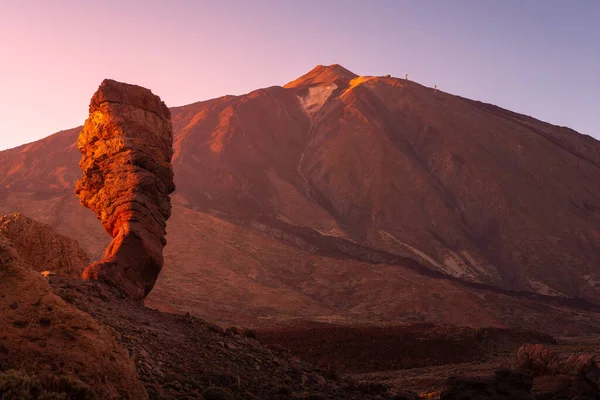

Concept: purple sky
[[0, 0, 598, 150]]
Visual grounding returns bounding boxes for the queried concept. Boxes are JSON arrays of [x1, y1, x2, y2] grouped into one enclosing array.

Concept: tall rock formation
[[75, 79, 175, 299]]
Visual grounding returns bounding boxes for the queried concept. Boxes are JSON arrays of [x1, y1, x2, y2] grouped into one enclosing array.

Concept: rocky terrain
[[0, 211, 408, 399], [3, 212, 599, 399], [49, 274, 399, 400]]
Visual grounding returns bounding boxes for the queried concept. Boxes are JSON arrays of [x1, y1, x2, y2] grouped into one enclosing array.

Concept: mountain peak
[[284, 64, 358, 88]]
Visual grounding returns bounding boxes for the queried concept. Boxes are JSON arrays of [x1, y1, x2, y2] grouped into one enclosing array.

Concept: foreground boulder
[[0, 213, 89, 278], [75, 79, 175, 299], [0, 232, 147, 399]]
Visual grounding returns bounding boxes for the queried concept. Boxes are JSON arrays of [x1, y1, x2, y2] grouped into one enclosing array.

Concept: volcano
[[1, 65, 599, 334]]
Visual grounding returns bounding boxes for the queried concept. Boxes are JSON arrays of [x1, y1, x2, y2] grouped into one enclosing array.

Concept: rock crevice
[[76, 79, 175, 299]]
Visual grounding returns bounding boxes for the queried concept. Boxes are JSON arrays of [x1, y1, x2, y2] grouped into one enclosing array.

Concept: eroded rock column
[[76, 79, 175, 299]]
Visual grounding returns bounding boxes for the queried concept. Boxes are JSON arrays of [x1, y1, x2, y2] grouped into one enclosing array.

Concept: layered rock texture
[[75, 79, 175, 299]]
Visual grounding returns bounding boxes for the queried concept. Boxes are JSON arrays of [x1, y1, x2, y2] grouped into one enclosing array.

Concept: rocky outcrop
[[506, 343, 600, 399], [516, 343, 558, 373], [0, 229, 147, 399], [0, 213, 89, 277], [517, 343, 600, 376], [75, 79, 175, 299]]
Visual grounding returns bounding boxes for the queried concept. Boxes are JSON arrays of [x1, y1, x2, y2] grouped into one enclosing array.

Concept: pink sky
[[1, 0, 598, 150]]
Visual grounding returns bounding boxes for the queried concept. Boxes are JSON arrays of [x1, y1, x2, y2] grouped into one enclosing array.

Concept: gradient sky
[[0, 0, 598, 150]]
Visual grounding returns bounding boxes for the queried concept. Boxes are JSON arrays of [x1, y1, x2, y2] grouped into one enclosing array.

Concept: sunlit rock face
[[75, 79, 175, 300]]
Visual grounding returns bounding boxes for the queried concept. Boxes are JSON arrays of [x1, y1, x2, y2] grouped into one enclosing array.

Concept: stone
[[516, 344, 558, 374], [0, 213, 89, 278], [75, 79, 175, 299], [563, 354, 597, 375]]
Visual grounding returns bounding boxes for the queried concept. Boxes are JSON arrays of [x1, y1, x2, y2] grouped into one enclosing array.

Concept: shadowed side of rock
[[75, 79, 175, 299]]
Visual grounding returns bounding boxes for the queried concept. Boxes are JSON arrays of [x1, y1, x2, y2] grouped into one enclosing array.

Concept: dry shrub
[[0, 369, 98, 400], [203, 386, 234, 400]]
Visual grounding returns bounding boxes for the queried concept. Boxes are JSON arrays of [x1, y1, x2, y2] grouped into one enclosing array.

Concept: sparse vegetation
[[62, 292, 74, 304], [355, 381, 389, 395], [243, 329, 257, 339], [473, 327, 488, 343], [275, 384, 292, 396], [0, 369, 98, 400], [226, 326, 240, 336], [296, 395, 328, 400], [202, 386, 234, 400], [390, 392, 419, 400]]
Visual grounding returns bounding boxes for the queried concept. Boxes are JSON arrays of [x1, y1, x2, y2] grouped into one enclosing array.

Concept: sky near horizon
[[0, 0, 598, 151]]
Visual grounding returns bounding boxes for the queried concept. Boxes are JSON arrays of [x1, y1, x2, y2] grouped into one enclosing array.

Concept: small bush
[[62, 293, 74, 304], [236, 391, 258, 400], [391, 392, 419, 400], [473, 327, 489, 344], [276, 384, 292, 395], [225, 327, 240, 337], [243, 329, 257, 339], [203, 386, 234, 400], [0, 369, 98, 400], [356, 381, 388, 395]]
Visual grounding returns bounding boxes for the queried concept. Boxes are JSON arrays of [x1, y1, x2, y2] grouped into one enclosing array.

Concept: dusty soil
[[48, 275, 403, 399]]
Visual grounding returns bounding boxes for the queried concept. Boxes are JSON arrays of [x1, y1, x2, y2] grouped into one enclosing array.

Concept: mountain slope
[[166, 64, 600, 299], [1, 65, 600, 332]]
